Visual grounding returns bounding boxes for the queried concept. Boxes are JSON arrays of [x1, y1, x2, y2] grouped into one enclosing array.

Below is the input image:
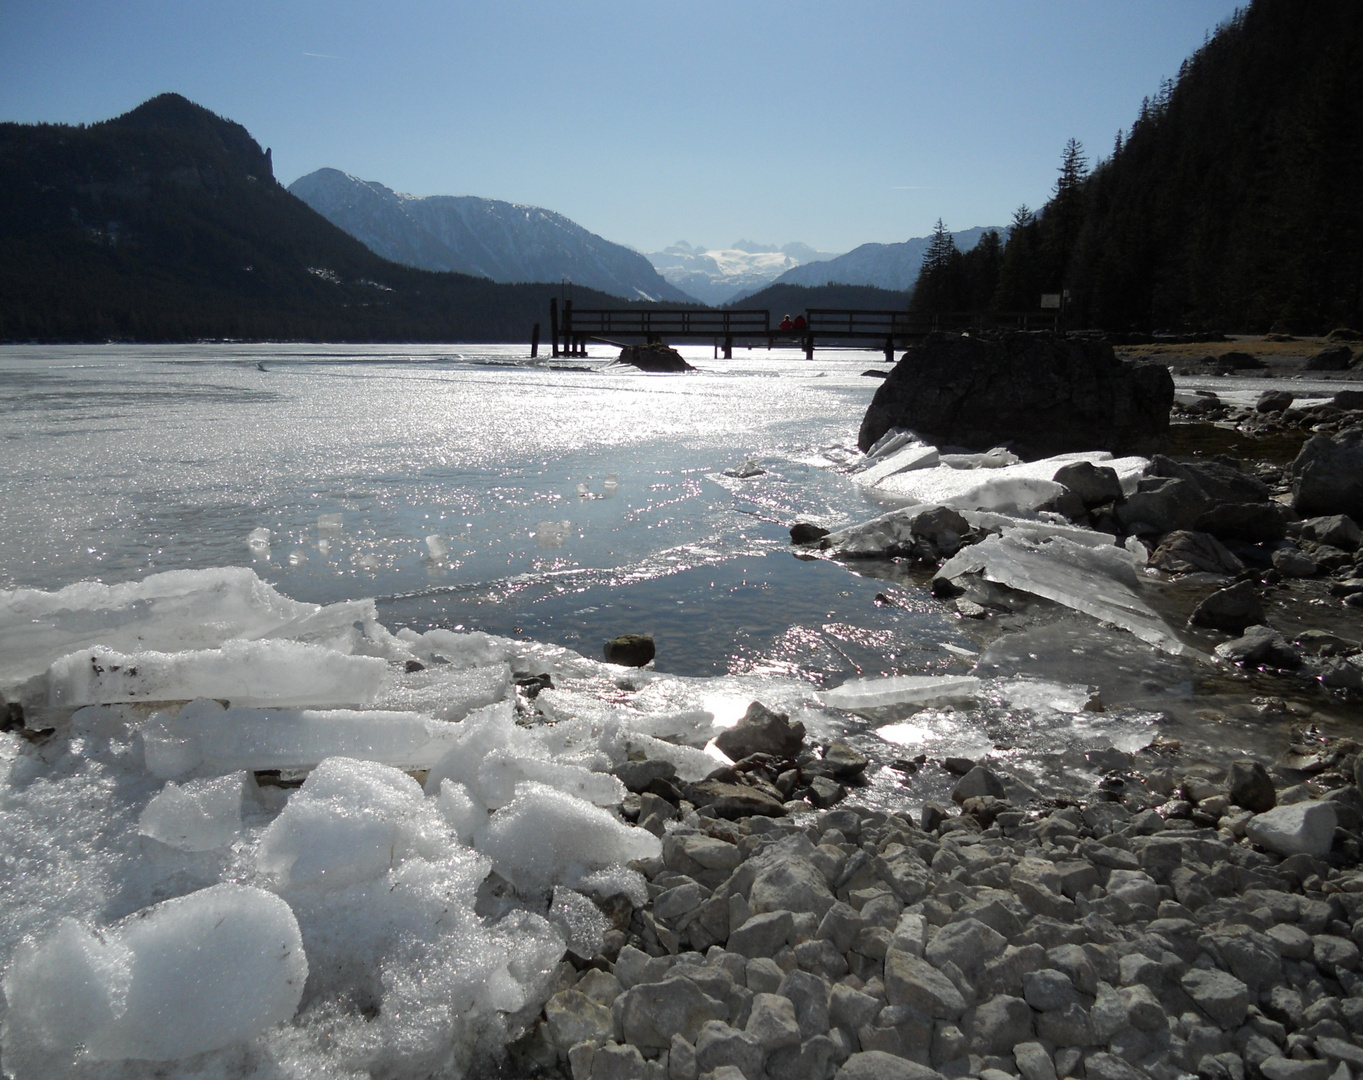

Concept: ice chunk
[[853, 442, 941, 489], [938, 532, 1182, 652], [41, 639, 389, 710], [247, 527, 272, 550], [574, 866, 650, 907], [141, 698, 459, 778], [254, 596, 412, 660], [401, 627, 520, 670], [821, 674, 981, 712], [0, 567, 317, 684], [865, 427, 919, 459], [138, 773, 246, 851], [438, 780, 488, 845], [547, 887, 609, 959], [869, 452, 1146, 510], [375, 661, 512, 722], [480, 782, 661, 895], [256, 758, 452, 889], [424, 534, 448, 560], [2, 885, 305, 1064]]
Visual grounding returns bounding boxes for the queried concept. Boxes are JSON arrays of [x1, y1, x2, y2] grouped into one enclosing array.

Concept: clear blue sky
[[1, 1, 1244, 254]]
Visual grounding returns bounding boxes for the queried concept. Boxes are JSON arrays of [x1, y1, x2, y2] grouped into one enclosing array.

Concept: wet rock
[[807, 776, 847, 808], [1299, 515, 1361, 550], [1306, 345, 1354, 371], [791, 523, 830, 545], [687, 780, 787, 819], [1190, 581, 1266, 634], [857, 332, 1173, 459], [822, 742, 869, 781], [1150, 531, 1245, 575], [619, 342, 695, 372], [1196, 503, 1291, 543], [912, 506, 972, 557], [1053, 461, 1124, 508], [1257, 391, 1295, 413], [950, 766, 1007, 804], [714, 702, 805, 761], [724, 460, 765, 479], [1116, 477, 1211, 535], [615, 759, 679, 794], [1227, 759, 1276, 813], [1213, 625, 1302, 669], [1272, 547, 1319, 577], [1293, 428, 1363, 519], [605, 634, 656, 667], [1148, 454, 1272, 506], [1245, 802, 1338, 857]]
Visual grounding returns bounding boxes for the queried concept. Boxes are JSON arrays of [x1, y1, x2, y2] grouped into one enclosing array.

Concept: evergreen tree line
[[909, 0, 1363, 334]]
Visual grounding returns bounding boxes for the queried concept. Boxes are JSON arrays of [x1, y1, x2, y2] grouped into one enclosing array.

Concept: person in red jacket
[[792, 313, 807, 331], [779, 314, 793, 331]]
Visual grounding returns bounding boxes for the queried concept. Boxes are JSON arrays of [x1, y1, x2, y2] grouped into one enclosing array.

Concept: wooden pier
[[547, 299, 1058, 361]]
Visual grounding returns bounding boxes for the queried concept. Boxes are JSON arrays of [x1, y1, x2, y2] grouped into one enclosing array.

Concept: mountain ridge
[[289, 168, 694, 303]]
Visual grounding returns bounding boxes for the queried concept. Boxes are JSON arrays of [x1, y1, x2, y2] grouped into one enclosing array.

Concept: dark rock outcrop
[[857, 333, 1172, 459], [604, 634, 656, 666], [1292, 427, 1363, 519], [1306, 345, 1354, 371], [618, 343, 694, 372]]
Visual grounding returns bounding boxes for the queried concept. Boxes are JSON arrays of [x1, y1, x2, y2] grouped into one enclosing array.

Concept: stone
[[1258, 1058, 1331, 1080], [1227, 759, 1276, 813], [1085, 1053, 1147, 1080], [835, 1050, 945, 1080], [1014, 1042, 1058, 1080], [925, 918, 1007, 974], [617, 979, 727, 1048], [912, 506, 972, 556], [745, 958, 784, 995], [1213, 625, 1302, 669], [950, 766, 1007, 804], [885, 948, 967, 1019], [808, 776, 847, 808], [670, 1034, 698, 1080], [605, 634, 656, 667], [1293, 428, 1363, 520], [1195, 503, 1291, 544], [1306, 345, 1354, 371], [766, 1036, 839, 1080], [593, 1042, 648, 1080], [749, 849, 836, 918], [1180, 969, 1250, 1030], [745, 992, 802, 1050], [857, 332, 1173, 459], [1245, 802, 1338, 856], [728, 910, 794, 959], [687, 780, 787, 820], [829, 984, 882, 1033], [1147, 455, 1272, 505], [619, 342, 695, 372], [1023, 969, 1080, 1012], [1272, 547, 1318, 577], [578, 969, 625, 1007], [822, 742, 869, 781], [616, 759, 680, 794], [1312, 935, 1360, 976], [818, 903, 864, 955], [1150, 530, 1246, 575], [1257, 391, 1295, 413], [1189, 580, 1265, 634], [791, 522, 831, 545], [1105, 868, 1161, 909], [1314, 1037, 1363, 1069], [778, 969, 832, 1039], [967, 994, 1034, 1055], [694, 1020, 765, 1079], [545, 989, 616, 1050], [1117, 477, 1211, 534], [1300, 514, 1362, 551], [1053, 461, 1124, 508], [713, 702, 806, 761]]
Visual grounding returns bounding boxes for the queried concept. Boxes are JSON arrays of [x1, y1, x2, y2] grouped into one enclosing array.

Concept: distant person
[[779, 314, 793, 331], [792, 313, 807, 331]]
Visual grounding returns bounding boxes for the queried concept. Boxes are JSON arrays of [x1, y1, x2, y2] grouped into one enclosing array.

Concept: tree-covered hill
[[910, 0, 1363, 334], [733, 283, 909, 315], [0, 94, 637, 342]]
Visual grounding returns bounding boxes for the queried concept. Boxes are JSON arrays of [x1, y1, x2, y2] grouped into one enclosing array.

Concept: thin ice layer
[[0, 568, 318, 684], [852, 442, 941, 488], [939, 532, 1182, 652], [869, 452, 1147, 509], [821, 674, 981, 712], [142, 698, 459, 778], [138, 773, 246, 851], [40, 639, 389, 710]]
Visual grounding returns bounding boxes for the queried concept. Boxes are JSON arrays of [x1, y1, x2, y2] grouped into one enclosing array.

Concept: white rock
[[1245, 802, 1338, 857]]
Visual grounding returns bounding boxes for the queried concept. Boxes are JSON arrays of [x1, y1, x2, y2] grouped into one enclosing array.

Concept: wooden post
[[724, 334, 733, 359], [531, 323, 541, 359], [804, 334, 814, 361], [562, 300, 573, 360], [549, 299, 560, 358], [884, 336, 893, 365]]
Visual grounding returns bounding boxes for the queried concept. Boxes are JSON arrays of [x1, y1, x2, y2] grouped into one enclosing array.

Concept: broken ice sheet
[[821, 674, 981, 713], [938, 532, 1182, 652], [138, 773, 247, 851]]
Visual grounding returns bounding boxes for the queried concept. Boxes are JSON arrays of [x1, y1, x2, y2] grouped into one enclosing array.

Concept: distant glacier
[[289, 168, 695, 304]]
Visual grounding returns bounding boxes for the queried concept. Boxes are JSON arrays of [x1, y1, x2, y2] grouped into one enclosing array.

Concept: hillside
[[646, 240, 842, 306], [920, 0, 1363, 333], [0, 95, 636, 342], [290, 168, 693, 303], [731, 282, 909, 314], [757, 226, 999, 297]]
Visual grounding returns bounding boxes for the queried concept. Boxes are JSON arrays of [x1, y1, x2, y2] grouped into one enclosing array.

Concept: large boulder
[[618, 343, 694, 372], [857, 333, 1173, 459], [1306, 345, 1354, 371], [1293, 427, 1363, 519]]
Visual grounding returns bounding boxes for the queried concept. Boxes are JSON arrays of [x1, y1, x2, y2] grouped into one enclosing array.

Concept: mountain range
[[758, 226, 1000, 297], [645, 241, 842, 306], [289, 169, 692, 303]]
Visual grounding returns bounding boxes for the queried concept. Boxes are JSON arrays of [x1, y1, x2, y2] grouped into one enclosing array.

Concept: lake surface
[[3, 342, 1358, 803]]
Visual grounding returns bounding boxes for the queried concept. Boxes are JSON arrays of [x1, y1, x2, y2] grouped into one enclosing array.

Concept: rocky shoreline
[[512, 713, 1363, 1080]]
